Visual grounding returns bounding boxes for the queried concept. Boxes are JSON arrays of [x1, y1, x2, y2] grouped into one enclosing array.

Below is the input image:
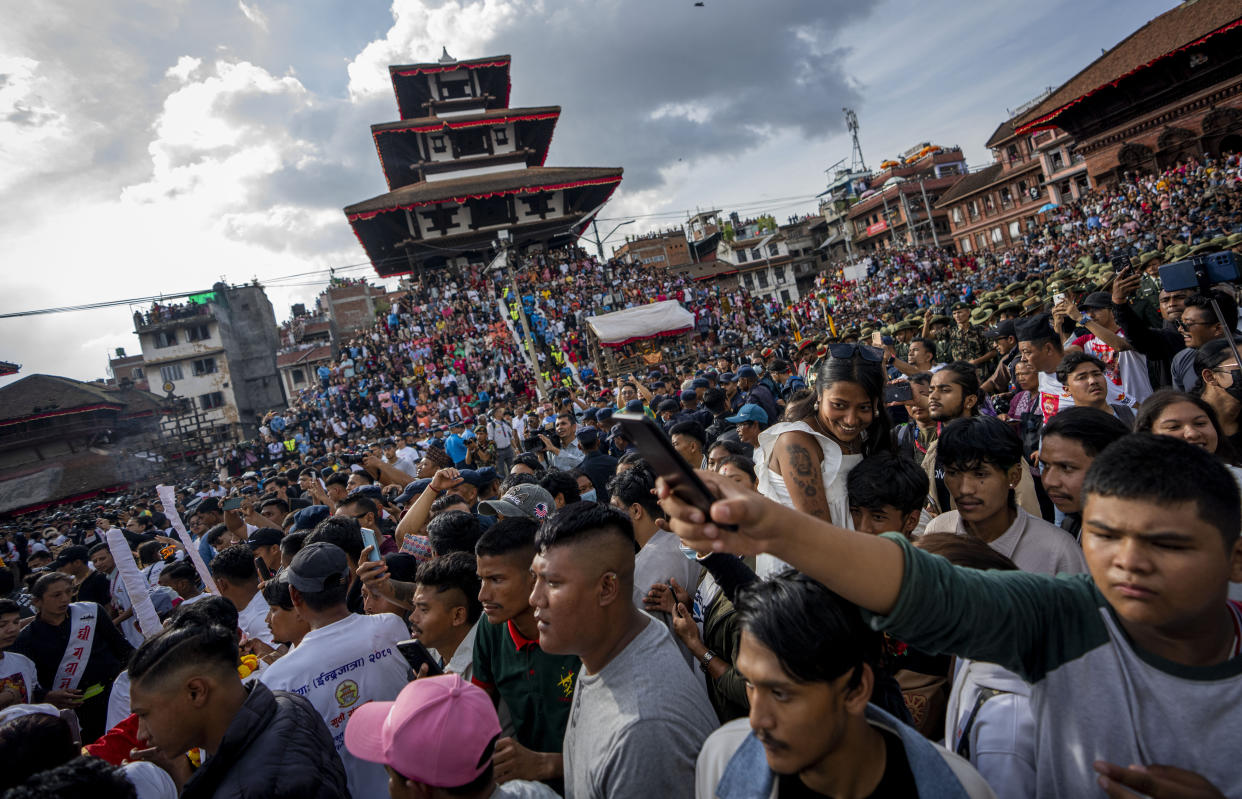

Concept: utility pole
[[899, 189, 916, 247], [881, 191, 898, 248], [919, 180, 940, 247], [496, 233, 548, 398], [591, 219, 605, 261]]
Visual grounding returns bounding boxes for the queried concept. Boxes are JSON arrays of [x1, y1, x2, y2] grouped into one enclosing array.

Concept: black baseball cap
[[52, 545, 89, 567], [985, 319, 1017, 340], [246, 528, 284, 549], [1077, 292, 1113, 311], [286, 542, 350, 593]]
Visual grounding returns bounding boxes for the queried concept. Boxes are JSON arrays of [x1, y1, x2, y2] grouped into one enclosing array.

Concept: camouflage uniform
[[938, 325, 989, 369], [1132, 272, 1163, 328]]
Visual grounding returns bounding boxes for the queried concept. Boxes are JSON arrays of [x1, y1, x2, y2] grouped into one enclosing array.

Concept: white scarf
[[53, 602, 97, 692]]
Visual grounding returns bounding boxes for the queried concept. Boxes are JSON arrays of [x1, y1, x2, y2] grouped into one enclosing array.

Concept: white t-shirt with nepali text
[[260, 612, 411, 799]]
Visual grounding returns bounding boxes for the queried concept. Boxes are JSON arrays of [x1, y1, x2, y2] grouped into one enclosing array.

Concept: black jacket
[[181, 681, 348, 799], [1112, 300, 1184, 389], [579, 449, 620, 503]]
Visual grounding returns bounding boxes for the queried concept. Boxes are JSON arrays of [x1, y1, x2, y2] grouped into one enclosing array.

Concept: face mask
[[580, 489, 597, 503], [678, 543, 701, 562], [1222, 369, 1242, 404]]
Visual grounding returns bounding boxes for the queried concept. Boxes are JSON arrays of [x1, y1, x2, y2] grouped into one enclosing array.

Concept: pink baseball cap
[[344, 674, 502, 787]]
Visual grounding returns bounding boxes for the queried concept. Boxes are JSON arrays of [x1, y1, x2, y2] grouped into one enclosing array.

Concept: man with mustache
[[695, 572, 992, 798]]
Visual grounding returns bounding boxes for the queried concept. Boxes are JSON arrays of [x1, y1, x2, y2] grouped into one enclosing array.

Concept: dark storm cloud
[[464, 1, 874, 189]]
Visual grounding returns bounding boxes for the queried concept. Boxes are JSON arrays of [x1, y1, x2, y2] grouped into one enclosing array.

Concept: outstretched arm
[[656, 470, 905, 615]]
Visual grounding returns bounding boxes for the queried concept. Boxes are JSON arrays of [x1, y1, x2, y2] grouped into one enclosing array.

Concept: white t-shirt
[[260, 613, 411, 799], [1037, 370, 1127, 420], [238, 591, 275, 647], [0, 651, 39, 704]]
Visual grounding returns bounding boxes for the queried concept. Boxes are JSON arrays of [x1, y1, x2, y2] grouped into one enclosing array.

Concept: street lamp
[[592, 219, 636, 260]]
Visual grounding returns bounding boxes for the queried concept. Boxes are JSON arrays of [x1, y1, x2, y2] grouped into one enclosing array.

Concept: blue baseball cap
[[624, 399, 645, 413], [726, 403, 768, 425], [289, 504, 331, 533], [457, 469, 495, 488], [394, 478, 432, 506], [737, 366, 757, 380]]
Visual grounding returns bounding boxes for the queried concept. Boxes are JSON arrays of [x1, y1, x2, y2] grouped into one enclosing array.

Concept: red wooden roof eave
[[345, 174, 623, 222], [348, 176, 624, 276], [372, 112, 560, 190], [1014, 17, 1242, 136], [0, 402, 124, 429], [371, 109, 560, 138], [389, 59, 513, 119]]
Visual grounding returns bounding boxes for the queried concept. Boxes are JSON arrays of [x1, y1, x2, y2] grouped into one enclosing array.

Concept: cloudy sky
[[1, 0, 1177, 387]]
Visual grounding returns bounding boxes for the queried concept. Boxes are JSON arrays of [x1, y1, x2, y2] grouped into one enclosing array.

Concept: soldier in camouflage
[[924, 303, 994, 375]]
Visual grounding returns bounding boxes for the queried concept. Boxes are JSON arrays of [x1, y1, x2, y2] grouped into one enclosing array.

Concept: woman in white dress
[[754, 345, 893, 577]]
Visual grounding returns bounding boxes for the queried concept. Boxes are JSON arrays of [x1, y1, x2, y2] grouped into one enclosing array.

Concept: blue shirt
[[445, 433, 468, 464]]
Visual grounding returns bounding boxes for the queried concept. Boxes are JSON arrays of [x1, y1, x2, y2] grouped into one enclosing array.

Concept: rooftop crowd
[[2, 153, 1242, 798]]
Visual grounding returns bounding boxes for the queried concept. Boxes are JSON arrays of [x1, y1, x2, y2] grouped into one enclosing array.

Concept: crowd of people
[[1, 153, 1242, 798]]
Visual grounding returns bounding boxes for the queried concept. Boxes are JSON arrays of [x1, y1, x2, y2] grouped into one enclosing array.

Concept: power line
[[0, 189, 827, 319], [593, 193, 821, 222]]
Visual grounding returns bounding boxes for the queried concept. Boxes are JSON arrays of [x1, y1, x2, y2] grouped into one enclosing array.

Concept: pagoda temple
[[344, 51, 624, 277]]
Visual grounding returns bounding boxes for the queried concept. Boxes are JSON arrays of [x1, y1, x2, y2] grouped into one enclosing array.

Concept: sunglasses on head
[[827, 343, 884, 363]]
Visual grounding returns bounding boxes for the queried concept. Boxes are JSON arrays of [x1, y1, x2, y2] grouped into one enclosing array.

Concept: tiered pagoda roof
[[346, 51, 622, 276]]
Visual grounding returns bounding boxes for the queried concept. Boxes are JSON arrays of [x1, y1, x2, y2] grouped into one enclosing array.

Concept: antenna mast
[[844, 108, 866, 172]]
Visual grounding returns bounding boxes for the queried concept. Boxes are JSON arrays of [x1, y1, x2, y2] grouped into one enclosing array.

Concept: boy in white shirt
[[261, 542, 411, 799]]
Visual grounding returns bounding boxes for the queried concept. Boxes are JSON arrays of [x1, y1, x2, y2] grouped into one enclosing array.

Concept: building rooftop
[[0, 451, 157, 515], [935, 164, 1005, 207], [1014, 0, 1242, 134], [345, 166, 624, 219], [277, 345, 334, 369], [984, 118, 1017, 149], [0, 374, 124, 423], [0, 374, 165, 425]]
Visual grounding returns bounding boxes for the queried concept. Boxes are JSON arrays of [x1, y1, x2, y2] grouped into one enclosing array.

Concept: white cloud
[[238, 0, 269, 31], [165, 55, 203, 82], [649, 102, 712, 125], [0, 55, 79, 194], [345, 0, 524, 100], [123, 59, 313, 211]]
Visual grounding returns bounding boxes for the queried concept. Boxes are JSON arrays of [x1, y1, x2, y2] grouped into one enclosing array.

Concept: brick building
[[106, 348, 149, 392], [846, 144, 966, 253], [317, 279, 387, 340], [614, 228, 693, 268], [936, 115, 1061, 254], [1013, 0, 1242, 183]]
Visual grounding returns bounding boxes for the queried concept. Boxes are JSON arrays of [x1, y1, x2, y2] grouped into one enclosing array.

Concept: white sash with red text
[[53, 602, 97, 691]]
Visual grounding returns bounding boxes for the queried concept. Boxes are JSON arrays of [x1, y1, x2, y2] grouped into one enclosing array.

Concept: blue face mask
[[580, 489, 597, 503], [679, 543, 701, 562]]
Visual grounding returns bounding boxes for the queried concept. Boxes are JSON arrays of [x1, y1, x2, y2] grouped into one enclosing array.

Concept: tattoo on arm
[[781, 441, 833, 520], [787, 444, 818, 497]]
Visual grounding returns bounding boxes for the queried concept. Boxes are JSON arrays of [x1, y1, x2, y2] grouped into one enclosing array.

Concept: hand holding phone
[[360, 529, 382, 562], [397, 639, 444, 677], [614, 413, 734, 530]]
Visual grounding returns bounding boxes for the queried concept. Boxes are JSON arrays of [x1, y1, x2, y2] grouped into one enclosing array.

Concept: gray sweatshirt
[[868, 533, 1242, 799]]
